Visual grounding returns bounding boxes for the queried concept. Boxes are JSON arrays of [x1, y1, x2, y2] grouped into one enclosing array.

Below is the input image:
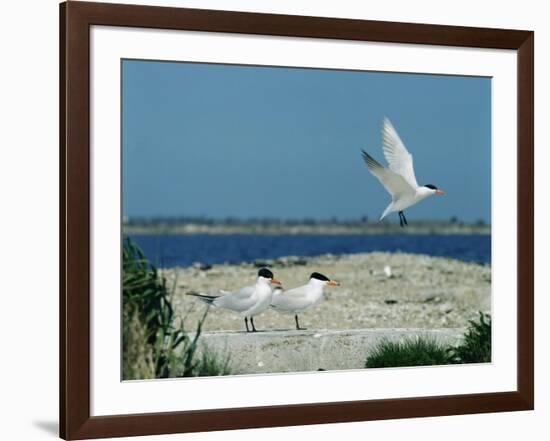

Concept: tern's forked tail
[[186, 291, 219, 305]]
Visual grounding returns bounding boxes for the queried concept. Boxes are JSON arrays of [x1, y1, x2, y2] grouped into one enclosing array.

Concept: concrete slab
[[192, 328, 465, 375]]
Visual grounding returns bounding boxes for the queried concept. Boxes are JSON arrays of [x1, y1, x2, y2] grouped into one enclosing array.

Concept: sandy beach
[[163, 252, 491, 332]]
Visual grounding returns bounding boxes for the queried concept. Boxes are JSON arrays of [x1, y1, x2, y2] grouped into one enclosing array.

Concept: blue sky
[[122, 60, 491, 222]]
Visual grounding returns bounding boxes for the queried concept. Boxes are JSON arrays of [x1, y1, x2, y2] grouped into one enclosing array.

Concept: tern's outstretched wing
[[362, 150, 415, 199], [381, 118, 419, 189]]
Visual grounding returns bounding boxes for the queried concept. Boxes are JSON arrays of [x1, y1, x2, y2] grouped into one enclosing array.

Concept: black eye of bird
[[310, 272, 330, 281], [424, 184, 438, 190]]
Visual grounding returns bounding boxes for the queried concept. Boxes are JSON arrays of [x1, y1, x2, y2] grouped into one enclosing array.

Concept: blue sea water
[[128, 234, 491, 268]]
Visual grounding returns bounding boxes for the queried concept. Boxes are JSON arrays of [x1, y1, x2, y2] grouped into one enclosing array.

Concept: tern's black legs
[[295, 314, 307, 330], [245, 317, 259, 332], [398, 211, 408, 228]]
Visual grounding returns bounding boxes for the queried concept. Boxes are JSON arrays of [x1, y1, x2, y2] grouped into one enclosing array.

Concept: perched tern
[[362, 118, 444, 227], [187, 268, 281, 332], [270, 272, 339, 330]]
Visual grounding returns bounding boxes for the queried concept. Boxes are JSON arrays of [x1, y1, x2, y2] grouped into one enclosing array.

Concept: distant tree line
[[123, 215, 488, 227]]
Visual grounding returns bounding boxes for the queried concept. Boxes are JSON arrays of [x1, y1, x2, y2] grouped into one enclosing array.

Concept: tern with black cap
[[271, 272, 340, 330], [187, 268, 281, 332], [361, 118, 444, 227]]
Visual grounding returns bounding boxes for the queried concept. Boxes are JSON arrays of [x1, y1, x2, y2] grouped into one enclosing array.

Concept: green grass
[[365, 312, 492, 369], [365, 338, 451, 368], [448, 312, 492, 364], [122, 237, 231, 379], [194, 346, 233, 377]]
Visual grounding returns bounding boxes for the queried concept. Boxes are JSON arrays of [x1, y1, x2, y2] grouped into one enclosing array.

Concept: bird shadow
[[33, 420, 58, 436]]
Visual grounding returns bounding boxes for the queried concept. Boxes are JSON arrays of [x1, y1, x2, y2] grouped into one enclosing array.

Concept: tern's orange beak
[[271, 278, 282, 285], [435, 189, 445, 195], [328, 279, 340, 286]]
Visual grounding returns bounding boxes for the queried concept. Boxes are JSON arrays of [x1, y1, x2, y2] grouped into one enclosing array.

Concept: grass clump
[[365, 337, 451, 368], [365, 312, 492, 369], [448, 312, 491, 364], [122, 237, 230, 380], [194, 346, 232, 377]]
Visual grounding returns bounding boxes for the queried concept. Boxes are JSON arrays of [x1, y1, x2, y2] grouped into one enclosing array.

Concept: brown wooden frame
[[60, 1, 534, 439]]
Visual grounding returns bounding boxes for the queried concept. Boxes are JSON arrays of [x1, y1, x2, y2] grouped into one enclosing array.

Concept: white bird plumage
[[362, 118, 444, 226], [187, 268, 281, 332], [270, 273, 339, 330], [382, 117, 419, 189]]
